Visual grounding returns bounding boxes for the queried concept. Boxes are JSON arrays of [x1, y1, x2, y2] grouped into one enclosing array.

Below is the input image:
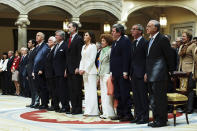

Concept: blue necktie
[[148, 38, 154, 55]]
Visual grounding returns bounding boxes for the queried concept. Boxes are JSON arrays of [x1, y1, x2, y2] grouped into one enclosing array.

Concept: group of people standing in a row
[[1, 19, 197, 128], [0, 49, 30, 97]]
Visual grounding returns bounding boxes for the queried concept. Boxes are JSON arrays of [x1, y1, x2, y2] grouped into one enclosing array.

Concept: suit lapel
[[148, 33, 160, 55], [68, 34, 78, 51]]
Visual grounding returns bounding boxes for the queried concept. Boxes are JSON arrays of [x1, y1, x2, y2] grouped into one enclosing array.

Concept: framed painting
[[170, 22, 196, 41]]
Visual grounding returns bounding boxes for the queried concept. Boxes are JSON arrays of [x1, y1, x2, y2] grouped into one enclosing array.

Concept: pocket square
[[60, 49, 63, 51]]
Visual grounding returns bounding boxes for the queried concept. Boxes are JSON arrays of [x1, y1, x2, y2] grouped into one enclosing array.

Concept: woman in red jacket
[[11, 50, 20, 95]]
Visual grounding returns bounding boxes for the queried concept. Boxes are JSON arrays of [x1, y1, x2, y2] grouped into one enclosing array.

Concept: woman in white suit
[[0, 53, 8, 95], [79, 32, 99, 116], [98, 34, 115, 119]]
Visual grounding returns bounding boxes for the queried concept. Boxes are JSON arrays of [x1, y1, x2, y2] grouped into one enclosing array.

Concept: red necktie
[[68, 35, 72, 48]]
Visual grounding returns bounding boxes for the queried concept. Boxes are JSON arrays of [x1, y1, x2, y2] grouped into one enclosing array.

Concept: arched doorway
[[79, 9, 119, 41], [0, 3, 19, 54], [25, 6, 72, 44]]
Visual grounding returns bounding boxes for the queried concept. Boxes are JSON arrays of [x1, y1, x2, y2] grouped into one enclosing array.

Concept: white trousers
[[83, 74, 99, 115], [100, 74, 115, 118]]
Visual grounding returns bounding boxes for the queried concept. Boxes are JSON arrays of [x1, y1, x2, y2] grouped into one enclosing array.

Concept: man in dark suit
[[26, 39, 39, 108], [7, 51, 15, 95], [33, 32, 49, 109], [66, 22, 83, 114], [44, 36, 60, 112], [145, 20, 175, 127], [110, 24, 133, 122], [130, 24, 149, 124], [19, 47, 30, 97], [53, 30, 70, 113]]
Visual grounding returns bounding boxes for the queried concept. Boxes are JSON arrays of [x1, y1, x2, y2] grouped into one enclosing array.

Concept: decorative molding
[[18, 0, 31, 5]]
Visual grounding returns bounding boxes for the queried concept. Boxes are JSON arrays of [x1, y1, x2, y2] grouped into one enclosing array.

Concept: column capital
[[71, 17, 81, 27], [116, 20, 127, 30], [15, 14, 30, 28]]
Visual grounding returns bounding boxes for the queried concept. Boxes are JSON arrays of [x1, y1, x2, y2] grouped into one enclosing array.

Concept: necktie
[[114, 40, 117, 47], [148, 38, 154, 55], [133, 40, 138, 52], [21, 56, 24, 62], [68, 35, 72, 48], [54, 44, 59, 56]]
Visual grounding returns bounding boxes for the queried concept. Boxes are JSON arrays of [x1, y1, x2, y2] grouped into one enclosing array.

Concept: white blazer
[[0, 59, 8, 71], [79, 44, 97, 75]]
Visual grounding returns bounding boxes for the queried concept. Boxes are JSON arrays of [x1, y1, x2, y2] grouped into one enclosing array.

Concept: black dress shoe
[[59, 108, 70, 113], [151, 122, 167, 128], [187, 110, 194, 114], [26, 104, 33, 107], [47, 106, 55, 111], [72, 111, 82, 115], [136, 119, 149, 124], [32, 104, 40, 109], [39, 105, 48, 110], [130, 117, 140, 123], [148, 121, 155, 126], [111, 116, 122, 120], [119, 116, 134, 122]]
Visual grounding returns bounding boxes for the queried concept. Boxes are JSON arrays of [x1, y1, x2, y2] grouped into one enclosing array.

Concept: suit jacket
[[7, 56, 14, 76], [178, 42, 197, 72], [44, 47, 55, 78], [146, 32, 174, 82], [193, 46, 197, 79], [66, 34, 83, 74], [110, 36, 131, 77], [79, 44, 97, 75], [98, 47, 111, 76], [130, 37, 147, 78], [53, 41, 67, 77], [33, 42, 49, 74], [27, 47, 38, 77], [19, 55, 28, 77]]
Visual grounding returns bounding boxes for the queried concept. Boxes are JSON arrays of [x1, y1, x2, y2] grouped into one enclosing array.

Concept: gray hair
[[49, 36, 56, 43], [8, 50, 14, 54], [134, 24, 144, 34], [37, 32, 45, 39], [149, 20, 160, 31], [55, 30, 65, 40], [112, 24, 125, 36], [20, 47, 28, 52]]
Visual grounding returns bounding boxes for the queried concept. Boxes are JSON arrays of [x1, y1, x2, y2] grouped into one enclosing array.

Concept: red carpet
[[20, 110, 183, 124]]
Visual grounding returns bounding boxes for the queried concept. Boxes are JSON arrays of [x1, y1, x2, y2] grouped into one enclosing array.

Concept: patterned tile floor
[[0, 95, 197, 131]]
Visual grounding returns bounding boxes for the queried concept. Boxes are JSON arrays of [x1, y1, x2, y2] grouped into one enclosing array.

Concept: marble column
[[71, 17, 81, 27], [15, 14, 30, 50]]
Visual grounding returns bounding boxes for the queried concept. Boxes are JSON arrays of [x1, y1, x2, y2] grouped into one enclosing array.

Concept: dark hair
[[100, 34, 113, 46], [2, 52, 8, 59], [2, 52, 8, 56], [183, 32, 193, 41], [112, 24, 125, 36], [69, 22, 78, 31], [86, 31, 96, 43], [29, 39, 37, 47]]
